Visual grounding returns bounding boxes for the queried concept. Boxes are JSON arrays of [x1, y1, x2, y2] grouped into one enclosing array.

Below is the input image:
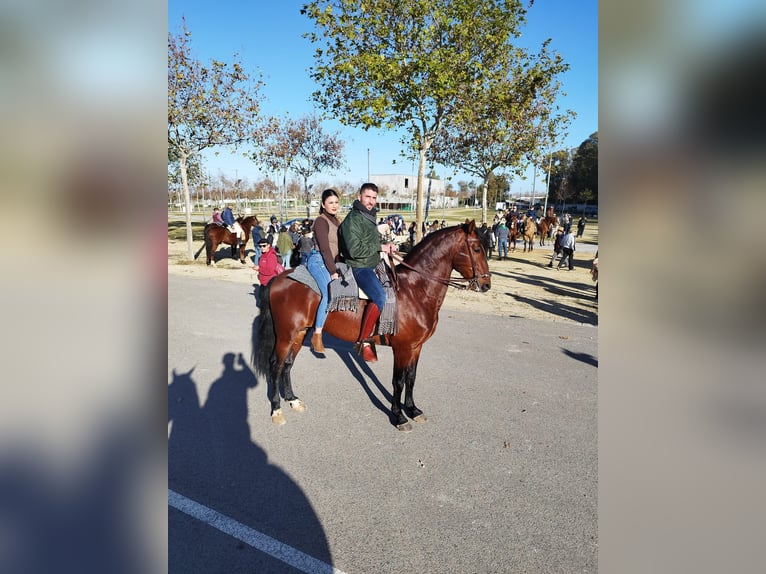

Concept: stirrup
[[354, 341, 378, 362]]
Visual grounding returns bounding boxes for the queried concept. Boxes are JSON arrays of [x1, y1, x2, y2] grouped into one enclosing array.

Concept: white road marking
[[169, 489, 347, 574]]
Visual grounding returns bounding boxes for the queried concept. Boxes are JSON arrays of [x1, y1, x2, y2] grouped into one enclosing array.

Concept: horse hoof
[[412, 413, 428, 424], [271, 409, 286, 426], [397, 422, 413, 432], [289, 399, 306, 412]]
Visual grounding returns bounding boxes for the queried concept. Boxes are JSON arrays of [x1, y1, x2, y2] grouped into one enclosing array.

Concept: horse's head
[[454, 219, 491, 292], [238, 215, 259, 230]]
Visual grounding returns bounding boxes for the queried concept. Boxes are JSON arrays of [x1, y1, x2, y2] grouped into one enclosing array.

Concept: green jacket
[[339, 207, 381, 268], [276, 230, 294, 254]]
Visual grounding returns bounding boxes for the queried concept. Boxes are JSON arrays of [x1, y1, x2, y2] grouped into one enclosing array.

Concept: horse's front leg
[[392, 348, 425, 432]]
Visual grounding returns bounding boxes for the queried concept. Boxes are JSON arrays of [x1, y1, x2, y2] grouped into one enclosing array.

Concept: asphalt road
[[169, 274, 597, 573]]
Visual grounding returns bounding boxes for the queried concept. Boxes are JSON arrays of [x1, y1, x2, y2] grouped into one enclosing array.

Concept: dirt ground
[[167, 234, 598, 326]]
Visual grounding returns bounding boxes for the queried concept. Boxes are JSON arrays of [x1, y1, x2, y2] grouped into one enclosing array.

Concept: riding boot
[[311, 331, 325, 353], [355, 303, 380, 362]]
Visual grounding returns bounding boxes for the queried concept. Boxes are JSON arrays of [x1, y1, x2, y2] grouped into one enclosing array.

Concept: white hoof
[[271, 409, 285, 426], [289, 399, 306, 413]]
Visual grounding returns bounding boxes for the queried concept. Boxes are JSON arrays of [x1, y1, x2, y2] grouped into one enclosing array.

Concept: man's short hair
[[360, 182, 378, 194]]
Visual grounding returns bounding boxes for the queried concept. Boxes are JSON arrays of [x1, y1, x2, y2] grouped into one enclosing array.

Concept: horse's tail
[[194, 225, 209, 260], [201, 224, 213, 259], [253, 282, 276, 380]]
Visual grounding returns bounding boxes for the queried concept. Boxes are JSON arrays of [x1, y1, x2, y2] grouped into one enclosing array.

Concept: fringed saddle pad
[[374, 259, 397, 336], [326, 261, 397, 336], [327, 262, 359, 312]]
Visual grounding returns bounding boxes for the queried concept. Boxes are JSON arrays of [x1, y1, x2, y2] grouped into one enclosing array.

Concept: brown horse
[[538, 215, 558, 246], [521, 215, 537, 252], [506, 215, 519, 252], [254, 220, 491, 432], [202, 215, 259, 266]]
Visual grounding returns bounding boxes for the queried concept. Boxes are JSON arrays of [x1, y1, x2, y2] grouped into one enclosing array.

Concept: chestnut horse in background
[[254, 220, 491, 432], [538, 215, 559, 246], [202, 215, 259, 266], [506, 215, 519, 252]]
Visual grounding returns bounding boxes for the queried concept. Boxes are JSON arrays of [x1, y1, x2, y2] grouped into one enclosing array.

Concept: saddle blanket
[[287, 261, 397, 336]]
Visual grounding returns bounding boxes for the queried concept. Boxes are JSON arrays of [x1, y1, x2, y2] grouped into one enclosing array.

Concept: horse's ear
[[464, 219, 476, 233]]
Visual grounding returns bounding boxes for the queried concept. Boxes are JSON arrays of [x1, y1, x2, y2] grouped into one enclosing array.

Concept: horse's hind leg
[[269, 329, 309, 425]]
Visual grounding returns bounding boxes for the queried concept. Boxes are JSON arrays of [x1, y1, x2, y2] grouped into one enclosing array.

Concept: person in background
[[557, 227, 576, 271], [267, 215, 280, 246], [298, 226, 314, 266], [306, 189, 341, 354], [276, 225, 294, 269], [288, 222, 302, 267], [562, 213, 572, 234], [477, 222, 495, 259], [547, 227, 565, 268], [211, 207, 224, 225], [250, 219, 264, 265], [495, 220, 510, 261], [576, 215, 587, 238], [338, 182, 397, 362], [251, 238, 279, 303], [591, 250, 598, 300]]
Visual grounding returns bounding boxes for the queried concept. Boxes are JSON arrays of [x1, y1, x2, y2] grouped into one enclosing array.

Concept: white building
[[370, 174, 456, 211]]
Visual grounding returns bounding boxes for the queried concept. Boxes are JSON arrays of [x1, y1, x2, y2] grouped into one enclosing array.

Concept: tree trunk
[[415, 149, 427, 243], [180, 151, 194, 261]]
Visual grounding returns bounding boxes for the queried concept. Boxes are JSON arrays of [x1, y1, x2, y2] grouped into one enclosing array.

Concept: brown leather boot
[[355, 303, 380, 362], [311, 331, 325, 353]]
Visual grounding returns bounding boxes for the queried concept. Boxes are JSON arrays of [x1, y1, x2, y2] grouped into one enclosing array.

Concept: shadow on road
[[562, 348, 599, 367], [168, 353, 333, 573]]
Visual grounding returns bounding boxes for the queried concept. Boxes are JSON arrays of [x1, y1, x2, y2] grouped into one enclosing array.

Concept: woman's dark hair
[[319, 188, 339, 215]]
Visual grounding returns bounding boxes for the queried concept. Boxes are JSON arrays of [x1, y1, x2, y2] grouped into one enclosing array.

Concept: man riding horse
[[221, 203, 245, 247]]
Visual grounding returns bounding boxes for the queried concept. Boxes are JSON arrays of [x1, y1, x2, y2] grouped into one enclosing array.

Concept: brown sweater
[[312, 213, 340, 274]]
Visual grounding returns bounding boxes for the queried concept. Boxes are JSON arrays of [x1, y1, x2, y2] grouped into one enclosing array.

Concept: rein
[[389, 234, 490, 291]]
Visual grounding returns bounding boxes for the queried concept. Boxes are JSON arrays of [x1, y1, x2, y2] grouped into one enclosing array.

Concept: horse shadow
[[168, 355, 333, 573], [320, 334, 397, 425], [306, 336, 398, 425]]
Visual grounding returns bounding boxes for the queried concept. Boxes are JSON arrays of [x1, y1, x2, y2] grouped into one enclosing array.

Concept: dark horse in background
[[255, 220, 491, 432], [201, 215, 259, 266]]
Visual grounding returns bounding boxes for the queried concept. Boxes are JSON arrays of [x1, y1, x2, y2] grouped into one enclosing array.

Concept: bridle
[[389, 233, 490, 291]]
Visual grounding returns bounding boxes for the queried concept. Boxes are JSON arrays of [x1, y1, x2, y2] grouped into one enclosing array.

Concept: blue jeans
[[300, 252, 310, 266], [281, 249, 292, 269], [497, 238, 508, 258], [351, 266, 386, 311], [252, 246, 262, 265], [306, 252, 331, 328]]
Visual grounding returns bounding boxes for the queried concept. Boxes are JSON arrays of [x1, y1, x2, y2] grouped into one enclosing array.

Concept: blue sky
[[169, 1, 597, 194]]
